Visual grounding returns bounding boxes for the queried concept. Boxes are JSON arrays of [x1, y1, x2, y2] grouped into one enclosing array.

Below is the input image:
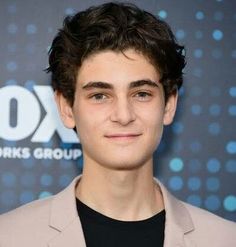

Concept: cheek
[[146, 115, 164, 136], [139, 104, 165, 125], [147, 114, 164, 148], [140, 106, 165, 142], [73, 103, 107, 137]]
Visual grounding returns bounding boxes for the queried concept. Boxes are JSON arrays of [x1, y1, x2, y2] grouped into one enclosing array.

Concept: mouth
[[104, 133, 142, 141]]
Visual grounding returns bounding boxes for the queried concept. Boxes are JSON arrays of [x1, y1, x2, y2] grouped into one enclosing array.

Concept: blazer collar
[[155, 178, 195, 247], [48, 176, 86, 247], [48, 176, 195, 247]]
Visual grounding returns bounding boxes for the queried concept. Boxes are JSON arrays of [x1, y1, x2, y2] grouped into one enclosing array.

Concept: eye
[[90, 93, 108, 102], [134, 91, 152, 101]]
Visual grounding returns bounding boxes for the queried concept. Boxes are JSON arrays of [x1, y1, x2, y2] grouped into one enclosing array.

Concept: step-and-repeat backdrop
[[0, 0, 235, 221]]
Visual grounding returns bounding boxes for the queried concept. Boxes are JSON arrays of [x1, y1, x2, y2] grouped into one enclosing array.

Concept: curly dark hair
[[47, 2, 186, 106]]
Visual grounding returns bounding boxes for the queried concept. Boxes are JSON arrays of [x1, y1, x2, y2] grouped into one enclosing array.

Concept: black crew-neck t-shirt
[[76, 199, 165, 247]]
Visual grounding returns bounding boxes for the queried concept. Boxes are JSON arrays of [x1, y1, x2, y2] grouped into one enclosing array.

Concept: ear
[[54, 91, 76, 129], [163, 91, 178, 126]]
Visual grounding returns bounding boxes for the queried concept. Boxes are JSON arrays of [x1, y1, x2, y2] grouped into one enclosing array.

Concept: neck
[[76, 157, 164, 221]]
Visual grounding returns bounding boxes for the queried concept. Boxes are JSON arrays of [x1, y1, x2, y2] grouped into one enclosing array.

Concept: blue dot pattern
[[205, 195, 221, 211], [152, 0, 236, 222], [224, 196, 236, 212], [187, 195, 202, 207], [169, 158, 184, 172], [0, 0, 235, 223], [188, 177, 201, 191], [207, 159, 221, 173], [206, 177, 220, 192]]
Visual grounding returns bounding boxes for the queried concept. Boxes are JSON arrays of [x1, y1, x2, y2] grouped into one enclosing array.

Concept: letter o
[[0, 85, 41, 141]]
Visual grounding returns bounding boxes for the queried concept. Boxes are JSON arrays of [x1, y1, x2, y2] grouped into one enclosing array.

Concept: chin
[[100, 155, 151, 171]]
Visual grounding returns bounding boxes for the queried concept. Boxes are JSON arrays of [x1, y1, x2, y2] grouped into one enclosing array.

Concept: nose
[[110, 97, 136, 125]]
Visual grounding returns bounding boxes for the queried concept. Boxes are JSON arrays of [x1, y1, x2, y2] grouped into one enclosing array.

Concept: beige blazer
[[0, 176, 235, 247]]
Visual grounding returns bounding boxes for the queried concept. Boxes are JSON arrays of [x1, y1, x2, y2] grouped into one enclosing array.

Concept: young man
[[0, 2, 235, 247]]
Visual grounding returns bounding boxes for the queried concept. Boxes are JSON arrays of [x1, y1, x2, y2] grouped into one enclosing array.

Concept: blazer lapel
[[47, 175, 196, 247], [154, 178, 196, 247], [48, 176, 86, 247], [48, 219, 86, 247]]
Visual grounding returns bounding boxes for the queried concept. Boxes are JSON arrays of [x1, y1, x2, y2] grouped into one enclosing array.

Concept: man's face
[[57, 49, 177, 170]]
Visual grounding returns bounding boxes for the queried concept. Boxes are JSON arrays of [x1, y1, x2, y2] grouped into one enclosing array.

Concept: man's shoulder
[[183, 201, 235, 227], [0, 196, 62, 246], [0, 176, 80, 241], [182, 201, 236, 244], [0, 196, 53, 234], [156, 177, 236, 246]]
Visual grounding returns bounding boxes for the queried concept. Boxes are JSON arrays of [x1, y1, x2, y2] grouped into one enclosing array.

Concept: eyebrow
[[81, 79, 159, 90]]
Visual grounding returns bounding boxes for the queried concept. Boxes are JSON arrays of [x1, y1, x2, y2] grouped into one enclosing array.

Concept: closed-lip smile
[[105, 133, 142, 138]]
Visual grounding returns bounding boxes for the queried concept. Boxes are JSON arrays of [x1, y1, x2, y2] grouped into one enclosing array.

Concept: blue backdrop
[[0, 0, 235, 222]]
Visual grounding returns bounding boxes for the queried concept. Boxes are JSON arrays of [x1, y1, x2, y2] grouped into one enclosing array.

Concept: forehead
[[77, 49, 160, 87]]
